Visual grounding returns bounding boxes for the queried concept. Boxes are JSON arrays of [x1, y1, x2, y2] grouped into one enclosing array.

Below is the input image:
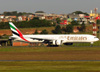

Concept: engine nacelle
[[64, 43, 73, 45], [53, 40, 63, 45]]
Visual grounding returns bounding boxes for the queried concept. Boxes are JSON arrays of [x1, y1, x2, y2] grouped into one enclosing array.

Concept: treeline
[[3, 11, 33, 16], [97, 19, 100, 24], [72, 11, 89, 16], [0, 19, 55, 29], [52, 22, 86, 34]]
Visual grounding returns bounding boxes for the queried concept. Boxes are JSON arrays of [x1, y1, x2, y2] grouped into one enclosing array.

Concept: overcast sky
[[0, 0, 100, 14]]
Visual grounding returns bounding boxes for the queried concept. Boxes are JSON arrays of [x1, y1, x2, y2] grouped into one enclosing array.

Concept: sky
[[0, 0, 100, 14]]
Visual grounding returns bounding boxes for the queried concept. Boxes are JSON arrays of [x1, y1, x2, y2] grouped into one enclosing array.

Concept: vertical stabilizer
[[9, 22, 23, 36], [9, 22, 29, 42]]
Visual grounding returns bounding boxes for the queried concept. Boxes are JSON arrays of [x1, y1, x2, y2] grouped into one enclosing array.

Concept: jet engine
[[53, 40, 63, 45]]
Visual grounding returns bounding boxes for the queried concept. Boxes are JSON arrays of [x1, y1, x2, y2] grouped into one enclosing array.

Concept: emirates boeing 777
[[9, 22, 99, 46]]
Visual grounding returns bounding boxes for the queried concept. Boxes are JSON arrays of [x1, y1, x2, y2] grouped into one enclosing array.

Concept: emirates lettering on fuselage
[[59, 36, 87, 40], [67, 36, 87, 40]]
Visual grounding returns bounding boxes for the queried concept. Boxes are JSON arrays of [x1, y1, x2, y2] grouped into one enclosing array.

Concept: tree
[[3, 11, 17, 16], [52, 25, 62, 34], [71, 21, 79, 26], [17, 12, 23, 16], [40, 29, 48, 34], [12, 11, 17, 15], [56, 18, 61, 24], [65, 24, 73, 34], [3, 12, 12, 16], [79, 22, 86, 32], [35, 11, 45, 13], [0, 19, 53, 29], [33, 17, 39, 20], [34, 29, 39, 34], [97, 19, 100, 24], [72, 11, 89, 16], [0, 35, 2, 39], [73, 11, 83, 14]]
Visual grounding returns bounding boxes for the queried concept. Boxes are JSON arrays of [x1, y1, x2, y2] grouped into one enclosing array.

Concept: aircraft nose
[[96, 38, 99, 41]]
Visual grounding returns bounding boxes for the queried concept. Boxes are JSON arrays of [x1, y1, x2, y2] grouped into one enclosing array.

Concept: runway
[[1, 60, 100, 62]]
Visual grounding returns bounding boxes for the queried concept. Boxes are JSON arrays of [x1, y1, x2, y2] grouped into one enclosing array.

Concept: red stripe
[[93, 34, 97, 36], [93, 23, 96, 26], [93, 29, 97, 31], [15, 28, 29, 42]]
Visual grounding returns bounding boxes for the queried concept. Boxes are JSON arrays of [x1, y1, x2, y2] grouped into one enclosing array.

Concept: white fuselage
[[10, 34, 99, 45]]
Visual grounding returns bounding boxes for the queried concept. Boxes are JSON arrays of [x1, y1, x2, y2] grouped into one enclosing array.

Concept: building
[[18, 16, 27, 21], [27, 14, 34, 21], [60, 20, 67, 25]]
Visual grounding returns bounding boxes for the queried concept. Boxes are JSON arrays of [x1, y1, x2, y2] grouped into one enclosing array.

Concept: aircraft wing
[[30, 38, 55, 41]]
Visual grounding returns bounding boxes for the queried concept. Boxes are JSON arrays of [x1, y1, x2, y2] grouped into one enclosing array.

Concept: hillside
[[0, 24, 98, 36], [0, 27, 55, 35]]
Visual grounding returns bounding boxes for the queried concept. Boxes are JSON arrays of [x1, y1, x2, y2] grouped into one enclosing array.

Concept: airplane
[[9, 22, 99, 46]]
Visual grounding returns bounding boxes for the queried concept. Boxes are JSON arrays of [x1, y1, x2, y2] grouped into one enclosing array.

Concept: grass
[[0, 46, 100, 52], [71, 40, 100, 46], [20, 27, 55, 34], [0, 61, 100, 72], [0, 46, 100, 72], [0, 26, 55, 34]]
